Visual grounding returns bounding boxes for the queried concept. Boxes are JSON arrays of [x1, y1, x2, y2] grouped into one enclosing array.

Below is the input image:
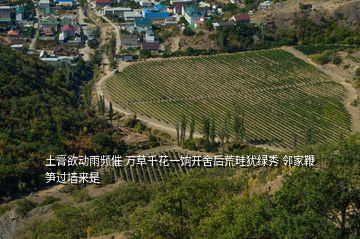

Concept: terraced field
[[106, 49, 351, 148]]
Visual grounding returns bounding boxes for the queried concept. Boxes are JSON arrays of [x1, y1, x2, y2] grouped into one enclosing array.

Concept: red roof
[[232, 15, 250, 22], [7, 30, 19, 36], [62, 24, 75, 32], [95, 0, 111, 3]]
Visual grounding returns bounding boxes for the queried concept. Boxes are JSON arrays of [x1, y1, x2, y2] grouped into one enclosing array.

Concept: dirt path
[[282, 46, 360, 133]]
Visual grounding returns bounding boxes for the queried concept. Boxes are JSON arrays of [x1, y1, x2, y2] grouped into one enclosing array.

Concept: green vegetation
[[312, 50, 342, 65], [0, 46, 126, 201], [13, 135, 360, 239], [106, 49, 350, 148], [295, 45, 357, 55]]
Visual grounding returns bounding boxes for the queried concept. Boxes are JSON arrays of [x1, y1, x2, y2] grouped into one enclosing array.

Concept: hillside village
[[0, 0, 292, 65]]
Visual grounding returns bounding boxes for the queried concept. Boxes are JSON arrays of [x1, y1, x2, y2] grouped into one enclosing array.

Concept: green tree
[[108, 101, 114, 122]]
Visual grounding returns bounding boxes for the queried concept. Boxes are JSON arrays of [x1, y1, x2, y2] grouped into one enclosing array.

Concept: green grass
[[106, 49, 351, 148]]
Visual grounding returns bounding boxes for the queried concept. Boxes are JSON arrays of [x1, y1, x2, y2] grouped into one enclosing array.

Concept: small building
[[0, 6, 11, 24], [54, 46, 79, 56], [212, 21, 234, 30], [183, 5, 206, 28], [43, 7, 55, 17], [15, 5, 25, 23], [123, 11, 143, 22], [170, 0, 193, 4], [55, 0, 76, 6], [144, 29, 155, 42], [102, 6, 132, 17], [229, 15, 250, 24], [61, 24, 76, 38], [142, 5, 170, 20], [141, 42, 160, 51], [171, 3, 187, 15], [117, 54, 134, 62], [39, 0, 50, 9], [60, 15, 77, 26], [259, 0, 273, 10], [134, 17, 152, 32], [39, 50, 77, 65], [139, 0, 152, 7], [7, 29, 25, 44], [120, 34, 138, 49], [95, 0, 111, 8], [40, 16, 59, 31]]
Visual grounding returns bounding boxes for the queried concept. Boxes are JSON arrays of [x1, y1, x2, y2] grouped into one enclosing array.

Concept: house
[[95, 0, 111, 8], [142, 5, 170, 21], [141, 42, 160, 51], [140, 0, 152, 7], [54, 46, 79, 56], [170, 0, 193, 4], [43, 7, 55, 17], [55, 0, 76, 6], [183, 5, 206, 28], [15, 5, 25, 23], [61, 24, 75, 38], [123, 11, 143, 22], [229, 15, 250, 24], [7, 29, 25, 44], [40, 16, 59, 31], [102, 6, 132, 17], [259, 0, 273, 10], [39, 0, 50, 9], [0, 6, 11, 24], [171, 3, 187, 15], [144, 29, 155, 42], [134, 17, 152, 32], [212, 21, 234, 30], [120, 34, 138, 49], [39, 50, 77, 64], [117, 54, 134, 62], [60, 15, 77, 26], [230, 0, 239, 4]]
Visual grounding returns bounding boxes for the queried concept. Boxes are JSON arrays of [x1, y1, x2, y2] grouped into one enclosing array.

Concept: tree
[[183, 26, 195, 36], [234, 108, 245, 142], [180, 114, 187, 144], [202, 115, 210, 142], [108, 101, 114, 122], [98, 95, 106, 116], [306, 126, 313, 145], [189, 114, 195, 140], [175, 122, 180, 146], [209, 117, 216, 144]]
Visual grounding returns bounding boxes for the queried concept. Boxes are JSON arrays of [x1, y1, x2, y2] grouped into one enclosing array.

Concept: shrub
[[15, 199, 37, 216]]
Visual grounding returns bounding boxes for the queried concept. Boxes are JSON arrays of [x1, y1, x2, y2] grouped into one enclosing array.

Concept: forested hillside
[[0, 46, 126, 200], [12, 135, 360, 239]]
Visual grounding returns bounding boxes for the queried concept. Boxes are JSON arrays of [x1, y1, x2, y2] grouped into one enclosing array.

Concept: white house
[[102, 6, 132, 17], [123, 11, 142, 22], [144, 29, 155, 43], [259, 0, 273, 10]]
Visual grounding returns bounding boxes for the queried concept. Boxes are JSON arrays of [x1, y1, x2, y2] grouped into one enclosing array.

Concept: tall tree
[[202, 115, 210, 142], [189, 114, 195, 140], [210, 117, 216, 144], [180, 114, 187, 144], [109, 101, 113, 122]]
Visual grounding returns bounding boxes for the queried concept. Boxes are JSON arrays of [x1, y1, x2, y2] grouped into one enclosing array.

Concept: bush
[[355, 67, 360, 77], [183, 26, 195, 36], [332, 55, 342, 65], [38, 196, 60, 207], [15, 199, 37, 216]]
